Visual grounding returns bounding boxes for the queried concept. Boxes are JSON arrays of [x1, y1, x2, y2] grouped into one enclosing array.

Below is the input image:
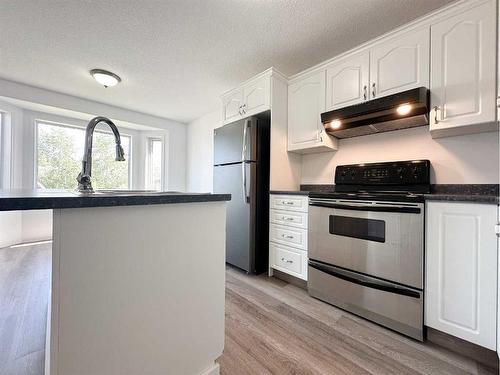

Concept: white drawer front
[[269, 209, 308, 229], [270, 194, 308, 212], [270, 242, 307, 280], [270, 223, 307, 251]]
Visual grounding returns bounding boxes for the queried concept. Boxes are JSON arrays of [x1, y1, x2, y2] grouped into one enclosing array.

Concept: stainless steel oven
[[308, 198, 425, 340], [308, 198, 424, 288], [306, 160, 431, 341]]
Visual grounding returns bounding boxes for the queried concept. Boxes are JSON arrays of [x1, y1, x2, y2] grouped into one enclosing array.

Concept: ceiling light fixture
[[396, 103, 412, 116], [90, 69, 121, 88], [330, 119, 342, 129]]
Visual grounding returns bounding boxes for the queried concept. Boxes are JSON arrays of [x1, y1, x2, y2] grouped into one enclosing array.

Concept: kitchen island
[[0, 190, 230, 375]]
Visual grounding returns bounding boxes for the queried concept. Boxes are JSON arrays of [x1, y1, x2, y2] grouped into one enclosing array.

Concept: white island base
[[45, 201, 226, 375]]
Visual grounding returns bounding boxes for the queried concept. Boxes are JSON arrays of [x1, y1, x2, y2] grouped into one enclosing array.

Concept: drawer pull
[[281, 257, 293, 264], [283, 216, 294, 221], [282, 201, 294, 205], [282, 234, 294, 239]]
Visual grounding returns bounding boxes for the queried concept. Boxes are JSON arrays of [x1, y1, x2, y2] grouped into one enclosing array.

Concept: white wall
[[302, 126, 499, 185], [186, 110, 221, 192], [21, 210, 52, 243], [0, 212, 22, 248]]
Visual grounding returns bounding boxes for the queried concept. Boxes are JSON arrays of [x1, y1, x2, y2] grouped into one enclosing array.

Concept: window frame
[[145, 135, 165, 190], [34, 118, 133, 190]]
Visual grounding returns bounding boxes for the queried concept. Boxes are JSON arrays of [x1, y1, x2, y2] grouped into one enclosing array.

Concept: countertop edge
[[0, 193, 232, 211], [269, 190, 310, 196], [423, 194, 499, 204]]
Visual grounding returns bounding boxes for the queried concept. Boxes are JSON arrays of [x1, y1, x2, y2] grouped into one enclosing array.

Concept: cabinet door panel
[[370, 28, 429, 99], [222, 90, 243, 124], [326, 52, 369, 110], [243, 75, 270, 116], [430, 1, 496, 133], [425, 202, 497, 349], [288, 71, 325, 149]]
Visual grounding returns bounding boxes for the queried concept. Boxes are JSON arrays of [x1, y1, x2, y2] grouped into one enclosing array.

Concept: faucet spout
[[77, 116, 125, 193]]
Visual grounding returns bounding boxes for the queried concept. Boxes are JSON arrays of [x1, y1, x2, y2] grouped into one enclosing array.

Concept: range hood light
[[330, 119, 342, 129], [396, 103, 412, 116]]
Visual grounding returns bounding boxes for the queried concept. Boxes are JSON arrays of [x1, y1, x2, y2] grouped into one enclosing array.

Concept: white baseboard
[[199, 362, 220, 375]]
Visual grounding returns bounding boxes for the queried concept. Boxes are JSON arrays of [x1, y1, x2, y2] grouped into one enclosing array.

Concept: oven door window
[[329, 215, 385, 243]]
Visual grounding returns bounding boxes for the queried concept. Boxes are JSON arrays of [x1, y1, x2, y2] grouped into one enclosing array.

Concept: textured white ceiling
[[0, 0, 454, 123]]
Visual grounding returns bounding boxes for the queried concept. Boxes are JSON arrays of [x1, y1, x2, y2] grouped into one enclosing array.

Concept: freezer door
[[214, 162, 256, 272], [214, 118, 257, 165]]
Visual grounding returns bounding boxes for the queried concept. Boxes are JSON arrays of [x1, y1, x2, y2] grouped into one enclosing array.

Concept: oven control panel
[[335, 160, 430, 185]]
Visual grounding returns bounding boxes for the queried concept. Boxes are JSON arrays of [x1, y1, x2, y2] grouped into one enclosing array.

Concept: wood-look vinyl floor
[[0, 242, 51, 375], [220, 267, 496, 375], [0, 243, 494, 375]]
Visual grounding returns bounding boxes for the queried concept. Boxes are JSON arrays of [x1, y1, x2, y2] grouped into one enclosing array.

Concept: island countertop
[[0, 189, 231, 211]]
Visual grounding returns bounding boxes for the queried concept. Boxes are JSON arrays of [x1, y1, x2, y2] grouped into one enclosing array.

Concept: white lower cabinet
[[269, 194, 308, 281], [270, 242, 308, 280], [425, 201, 498, 350]]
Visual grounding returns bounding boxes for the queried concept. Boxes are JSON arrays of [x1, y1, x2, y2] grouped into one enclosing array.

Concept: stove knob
[[397, 167, 404, 179]]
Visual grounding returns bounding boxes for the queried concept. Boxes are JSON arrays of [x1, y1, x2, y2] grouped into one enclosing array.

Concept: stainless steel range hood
[[321, 87, 429, 139]]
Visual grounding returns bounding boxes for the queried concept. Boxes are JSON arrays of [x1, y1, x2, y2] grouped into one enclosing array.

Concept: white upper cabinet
[[288, 71, 337, 153], [222, 89, 244, 124], [370, 28, 430, 99], [425, 201, 498, 350], [326, 52, 370, 111], [221, 72, 271, 125], [242, 75, 270, 118], [430, 1, 497, 138]]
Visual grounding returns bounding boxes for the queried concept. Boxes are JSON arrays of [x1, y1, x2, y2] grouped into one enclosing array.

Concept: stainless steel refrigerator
[[213, 116, 270, 274]]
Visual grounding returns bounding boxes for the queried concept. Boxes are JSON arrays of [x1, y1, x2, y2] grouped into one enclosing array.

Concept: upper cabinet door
[[242, 75, 270, 117], [370, 28, 430, 99], [288, 71, 323, 150], [325, 52, 370, 111], [222, 89, 243, 125], [430, 1, 496, 137]]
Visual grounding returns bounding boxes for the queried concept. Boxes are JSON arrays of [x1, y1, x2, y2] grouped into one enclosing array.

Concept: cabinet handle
[[282, 201, 294, 205], [282, 234, 294, 239], [363, 85, 367, 100], [281, 257, 293, 264], [238, 105, 242, 116], [283, 216, 294, 221], [372, 83, 376, 98], [433, 106, 440, 124], [242, 103, 246, 114]]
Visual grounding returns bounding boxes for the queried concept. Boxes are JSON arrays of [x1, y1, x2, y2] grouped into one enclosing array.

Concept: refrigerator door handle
[[242, 162, 248, 203], [241, 119, 250, 161]]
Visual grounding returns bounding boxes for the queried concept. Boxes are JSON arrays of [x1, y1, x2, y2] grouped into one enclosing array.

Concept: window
[[36, 121, 131, 190], [145, 137, 163, 190]]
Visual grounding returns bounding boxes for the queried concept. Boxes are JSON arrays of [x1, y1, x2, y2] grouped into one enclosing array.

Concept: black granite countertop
[[0, 189, 231, 211], [424, 184, 499, 204]]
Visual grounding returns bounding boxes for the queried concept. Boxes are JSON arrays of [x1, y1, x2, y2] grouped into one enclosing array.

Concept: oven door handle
[[309, 202, 421, 214], [308, 260, 421, 299]]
